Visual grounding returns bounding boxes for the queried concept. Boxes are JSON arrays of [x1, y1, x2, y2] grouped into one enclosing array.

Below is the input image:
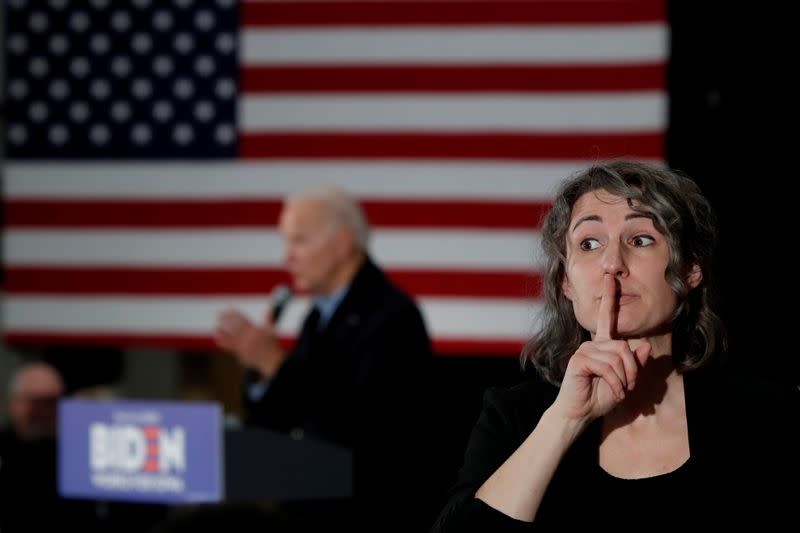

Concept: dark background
[[667, 2, 800, 388]]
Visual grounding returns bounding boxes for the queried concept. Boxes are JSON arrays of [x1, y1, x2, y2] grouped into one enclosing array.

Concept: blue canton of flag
[[5, 0, 238, 159]]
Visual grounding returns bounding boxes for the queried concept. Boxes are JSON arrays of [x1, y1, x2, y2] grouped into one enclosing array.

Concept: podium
[[224, 427, 353, 501], [58, 398, 351, 505]]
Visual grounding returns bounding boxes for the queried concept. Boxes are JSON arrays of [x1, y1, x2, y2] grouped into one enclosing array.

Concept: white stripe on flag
[[1, 296, 540, 339], [242, 25, 668, 64], [4, 229, 542, 269], [2, 162, 586, 199], [240, 93, 667, 132]]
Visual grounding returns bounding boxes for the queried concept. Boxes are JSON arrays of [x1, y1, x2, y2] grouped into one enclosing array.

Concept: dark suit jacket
[[244, 256, 434, 530], [431, 367, 800, 531]]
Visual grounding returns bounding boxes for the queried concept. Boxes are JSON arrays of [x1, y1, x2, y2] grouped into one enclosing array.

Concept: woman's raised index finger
[[595, 273, 617, 340]]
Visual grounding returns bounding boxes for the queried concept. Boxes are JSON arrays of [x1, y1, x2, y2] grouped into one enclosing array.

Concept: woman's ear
[[687, 264, 703, 289], [561, 274, 574, 301]]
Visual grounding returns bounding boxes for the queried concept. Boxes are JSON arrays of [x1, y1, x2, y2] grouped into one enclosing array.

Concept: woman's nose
[[601, 242, 628, 277]]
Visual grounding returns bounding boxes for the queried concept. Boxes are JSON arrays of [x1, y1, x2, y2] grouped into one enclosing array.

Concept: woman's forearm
[[475, 406, 588, 522]]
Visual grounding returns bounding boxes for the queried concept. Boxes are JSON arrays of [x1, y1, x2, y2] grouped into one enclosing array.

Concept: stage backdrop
[[2, 0, 667, 356]]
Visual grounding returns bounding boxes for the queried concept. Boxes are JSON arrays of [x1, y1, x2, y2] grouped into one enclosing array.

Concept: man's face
[[8, 365, 63, 440], [279, 198, 346, 295]]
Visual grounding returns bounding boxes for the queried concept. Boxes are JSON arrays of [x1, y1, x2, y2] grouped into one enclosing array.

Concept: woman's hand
[[552, 273, 651, 424]]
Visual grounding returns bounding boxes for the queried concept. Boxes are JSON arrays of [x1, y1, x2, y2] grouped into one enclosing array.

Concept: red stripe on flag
[[239, 132, 664, 160], [3, 200, 282, 228], [242, 1, 666, 26], [2, 267, 542, 299], [3, 199, 551, 229], [241, 64, 666, 93], [433, 339, 525, 356], [3, 332, 523, 356]]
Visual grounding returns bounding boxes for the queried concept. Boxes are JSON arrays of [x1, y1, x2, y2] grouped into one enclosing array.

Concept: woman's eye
[[579, 238, 600, 251], [632, 235, 655, 247]]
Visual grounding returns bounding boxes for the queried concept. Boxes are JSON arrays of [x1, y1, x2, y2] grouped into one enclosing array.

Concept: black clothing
[[432, 368, 800, 531], [0, 427, 167, 532], [244, 256, 434, 531], [0, 428, 64, 532]]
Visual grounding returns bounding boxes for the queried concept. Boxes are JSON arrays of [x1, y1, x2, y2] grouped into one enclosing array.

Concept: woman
[[431, 160, 799, 530]]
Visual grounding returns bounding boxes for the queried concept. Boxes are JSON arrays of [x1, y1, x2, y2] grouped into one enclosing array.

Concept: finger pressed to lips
[[595, 273, 618, 341]]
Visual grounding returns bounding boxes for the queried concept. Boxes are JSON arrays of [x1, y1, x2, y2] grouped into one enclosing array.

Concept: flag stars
[[49, 34, 69, 55], [111, 56, 133, 78], [90, 34, 111, 55], [194, 101, 215, 122], [8, 125, 28, 145], [132, 33, 153, 54], [90, 79, 111, 100], [153, 55, 174, 77], [111, 11, 132, 32], [131, 124, 152, 145], [9, 79, 28, 100], [153, 11, 174, 32], [70, 11, 90, 32], [195, 10, 215, 31], [215, 124, 234, 145], [29, 12, 49, 33], [153, 101, 174, 122], [132, 79, 153, 100], [111, 101, 132, 123], [173, 124, 194, 145], [215, 78, 235, 99], [6, 0, 238, 156], [89, 124, 110, 145], [70, 57, 90, 78], [195, 56, 215, 77], [29, 56, 49, 78], [215, 33, 235, 55], [69, 101, 91, 123], [49, 124, 69, 146], [174, 33, 195, 54], [49, 79, 70, 101], [29, 101, 49, 123], [173, 78, 195, 100], [9, 34, 28, 55]]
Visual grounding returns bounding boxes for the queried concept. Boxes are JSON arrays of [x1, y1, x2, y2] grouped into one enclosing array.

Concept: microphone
[[269, 284, 293, 324]]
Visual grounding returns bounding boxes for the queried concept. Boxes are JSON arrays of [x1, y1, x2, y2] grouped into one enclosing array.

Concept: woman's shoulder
[[714, 366, 795, 397], [460, 375, 561, 449], [688, 364, 799, 418], [480, 374, 560, 427]]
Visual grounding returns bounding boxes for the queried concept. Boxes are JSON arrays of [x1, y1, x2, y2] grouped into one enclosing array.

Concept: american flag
[[2, 0, 668, 355]]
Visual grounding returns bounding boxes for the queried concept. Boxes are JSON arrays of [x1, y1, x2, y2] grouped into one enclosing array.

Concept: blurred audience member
[[1, 357, 169, 533], [0, 360, 66, 532]]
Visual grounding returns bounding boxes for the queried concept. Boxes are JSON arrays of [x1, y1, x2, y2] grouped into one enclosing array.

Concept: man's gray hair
[[288, 185, 370, 250]]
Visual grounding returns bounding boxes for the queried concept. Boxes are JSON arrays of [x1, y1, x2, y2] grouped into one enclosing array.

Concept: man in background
[[214, 185, 435, 530], [0, 361, 66, 532], [1, 359, 170, 533]]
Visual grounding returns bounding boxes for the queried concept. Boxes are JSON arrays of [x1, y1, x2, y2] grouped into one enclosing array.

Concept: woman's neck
[[606, 352, 685, 429]]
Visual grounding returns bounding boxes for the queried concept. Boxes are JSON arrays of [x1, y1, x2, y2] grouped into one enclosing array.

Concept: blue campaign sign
[[58, 398, 223, 504]]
